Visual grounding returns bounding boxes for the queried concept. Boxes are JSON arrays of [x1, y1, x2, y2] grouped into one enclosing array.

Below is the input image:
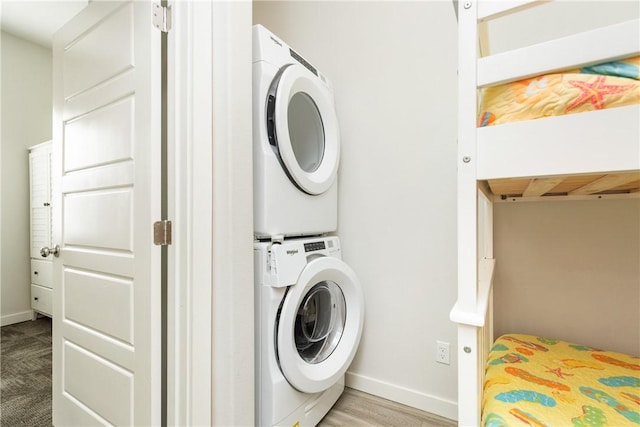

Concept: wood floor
[[320, 388, 458, 427]]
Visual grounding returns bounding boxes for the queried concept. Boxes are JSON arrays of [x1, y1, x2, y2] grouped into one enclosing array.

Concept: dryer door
[[276, 256, 364, 394], [267, 64, 340, 195]]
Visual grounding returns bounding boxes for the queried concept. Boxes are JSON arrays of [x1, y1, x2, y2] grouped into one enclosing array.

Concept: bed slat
[[569, 173, 640, 195], [522, 177, 565, 197], [488, 172, 640, 198], [478, 19, 640, 87]]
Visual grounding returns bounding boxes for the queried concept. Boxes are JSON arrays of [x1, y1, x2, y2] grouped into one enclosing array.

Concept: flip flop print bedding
[[483, 334, 640, 427]]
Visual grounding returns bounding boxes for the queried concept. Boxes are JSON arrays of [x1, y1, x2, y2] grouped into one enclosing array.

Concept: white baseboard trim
[[345, 371, 458, 421], [1, 310, 35, 327]]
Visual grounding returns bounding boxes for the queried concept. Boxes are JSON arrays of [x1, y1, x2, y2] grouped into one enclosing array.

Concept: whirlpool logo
[[286, 249, 298, 256]]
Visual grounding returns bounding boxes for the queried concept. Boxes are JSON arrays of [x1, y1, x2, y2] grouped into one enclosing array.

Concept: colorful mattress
[[483, 334, 640, 427], [478, 56, 640, 127]]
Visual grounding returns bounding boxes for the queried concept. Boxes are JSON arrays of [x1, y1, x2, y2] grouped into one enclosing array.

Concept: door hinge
[[152, 3, 172, 33], [153, 220, 172, 246]]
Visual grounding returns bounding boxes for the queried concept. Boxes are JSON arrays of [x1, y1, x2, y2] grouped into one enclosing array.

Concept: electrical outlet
[[436, 341, 450, 365]]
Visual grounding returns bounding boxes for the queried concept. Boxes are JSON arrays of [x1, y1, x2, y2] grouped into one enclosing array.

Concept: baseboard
[[345, 371, 458, 421], [1, 310, 35, 327]]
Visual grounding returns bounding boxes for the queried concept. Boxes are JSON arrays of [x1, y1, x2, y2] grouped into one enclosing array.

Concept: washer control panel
[[304, 241, 326, 252]]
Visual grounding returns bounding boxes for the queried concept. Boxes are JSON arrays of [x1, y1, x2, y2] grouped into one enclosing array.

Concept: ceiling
[[1, 1, 87, 47]]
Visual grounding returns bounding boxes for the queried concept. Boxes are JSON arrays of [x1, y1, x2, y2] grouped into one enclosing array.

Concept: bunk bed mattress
[[483, 334, 640, 427], [478, 57, 640, 127]]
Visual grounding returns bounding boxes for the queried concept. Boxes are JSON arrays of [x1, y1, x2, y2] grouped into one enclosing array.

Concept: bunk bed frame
[[449, 1, 640, 425]]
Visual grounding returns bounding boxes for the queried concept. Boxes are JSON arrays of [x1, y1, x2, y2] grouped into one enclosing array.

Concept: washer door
[[276, 256, 364, 394], [267, 64, 340, 195]]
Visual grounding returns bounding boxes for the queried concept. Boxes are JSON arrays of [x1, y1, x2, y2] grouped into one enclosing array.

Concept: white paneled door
[[51, 1, 161, 425]]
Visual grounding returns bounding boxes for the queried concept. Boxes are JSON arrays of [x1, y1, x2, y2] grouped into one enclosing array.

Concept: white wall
[[0, 31, 52, 325], [253, 1, 459, 419], [494, 199, 640, 356]]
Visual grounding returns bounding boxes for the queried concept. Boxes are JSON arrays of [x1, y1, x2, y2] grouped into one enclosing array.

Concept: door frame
[[167, 1, 254, 426]]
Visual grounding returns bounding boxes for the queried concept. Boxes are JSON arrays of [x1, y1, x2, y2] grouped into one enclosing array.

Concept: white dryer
[[253, 25, 340, 239], [255, 236, 364, 426]]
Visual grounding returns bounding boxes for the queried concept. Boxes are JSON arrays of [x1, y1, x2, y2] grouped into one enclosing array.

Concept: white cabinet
[[29, 141, 53, 317]]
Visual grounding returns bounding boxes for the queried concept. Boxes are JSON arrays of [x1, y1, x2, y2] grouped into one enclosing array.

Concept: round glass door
[[276, 256, 364, 394], [295, 281, 345, 364], [269, 64, 340, 195], [287, 93, 325, 173]]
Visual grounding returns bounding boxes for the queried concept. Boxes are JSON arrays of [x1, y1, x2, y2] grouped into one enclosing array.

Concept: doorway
[[0, 1, 254, 425]]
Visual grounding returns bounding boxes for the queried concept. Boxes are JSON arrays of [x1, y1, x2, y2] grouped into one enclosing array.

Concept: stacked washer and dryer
[[252, 25, 365, 427]]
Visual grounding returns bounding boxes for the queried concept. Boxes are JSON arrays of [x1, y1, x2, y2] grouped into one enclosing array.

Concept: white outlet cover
[[436, 341, 450, 365]]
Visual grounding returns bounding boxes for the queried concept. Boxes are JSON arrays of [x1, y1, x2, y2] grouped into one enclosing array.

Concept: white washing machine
[[255, 236, 364, 426], [253, 25, 340, 239]]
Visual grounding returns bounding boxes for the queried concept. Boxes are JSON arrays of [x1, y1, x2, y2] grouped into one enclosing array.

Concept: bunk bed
[[449, 1, 640, 426]]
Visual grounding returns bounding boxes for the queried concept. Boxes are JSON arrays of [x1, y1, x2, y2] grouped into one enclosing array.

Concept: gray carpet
[[0, 317, 52, 427]]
